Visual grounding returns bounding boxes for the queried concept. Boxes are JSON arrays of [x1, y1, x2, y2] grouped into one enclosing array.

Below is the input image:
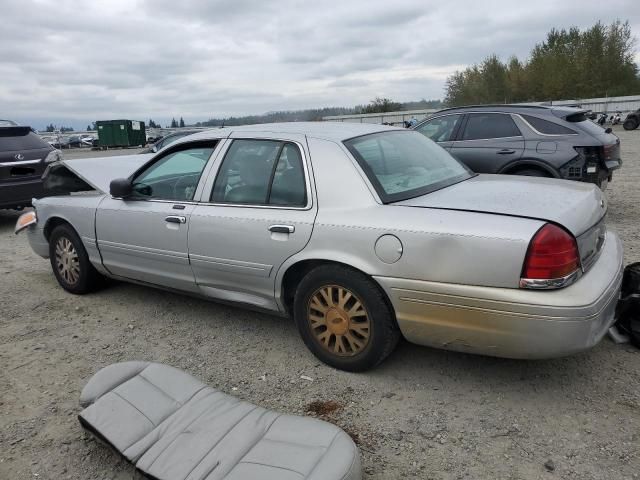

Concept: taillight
[[601, 143, 616, 161], [520, 224, 580, 289]]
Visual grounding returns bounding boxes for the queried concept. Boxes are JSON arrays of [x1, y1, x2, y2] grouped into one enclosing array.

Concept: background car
[[0, 119, 19, 127], [1, 125, 62, 209], [413, 105, 621, 188], [623, 108, 640, 130], [18, 123, 622, 372], [139, 129, 201, 153]]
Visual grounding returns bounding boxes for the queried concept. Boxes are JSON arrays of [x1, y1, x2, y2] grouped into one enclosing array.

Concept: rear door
[[188, 133, 316, 310], [450, 113, 524, 173], [413, 113, 463, 151]]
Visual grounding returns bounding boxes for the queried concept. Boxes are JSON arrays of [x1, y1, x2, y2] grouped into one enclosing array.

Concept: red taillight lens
[[522, 224, 580, 280]]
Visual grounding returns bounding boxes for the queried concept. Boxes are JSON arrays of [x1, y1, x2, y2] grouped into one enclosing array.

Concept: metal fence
[[322, 109, 438, 126], [322, 95, 640, 125]]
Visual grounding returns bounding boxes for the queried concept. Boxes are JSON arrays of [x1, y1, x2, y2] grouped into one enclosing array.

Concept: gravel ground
[[1, 129, 639, 480]]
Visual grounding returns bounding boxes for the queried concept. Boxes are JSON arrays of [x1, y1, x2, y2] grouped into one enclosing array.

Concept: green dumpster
[[96, 120, 146, 148]]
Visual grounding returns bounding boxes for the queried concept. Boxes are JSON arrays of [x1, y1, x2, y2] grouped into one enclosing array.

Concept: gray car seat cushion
[[78, 362, 361, 480]]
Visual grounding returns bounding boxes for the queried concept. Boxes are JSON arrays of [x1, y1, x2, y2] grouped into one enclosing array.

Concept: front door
[[96, 144, 217, 291], [189, 135, 316, 310]]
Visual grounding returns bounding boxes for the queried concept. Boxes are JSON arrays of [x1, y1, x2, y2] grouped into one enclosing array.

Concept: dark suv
[[1, 125, 61, 209], [413, 105, 621, 188]]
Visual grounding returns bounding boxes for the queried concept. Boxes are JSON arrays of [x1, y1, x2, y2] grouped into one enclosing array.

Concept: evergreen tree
[[179, 117, 185, 128], [445, 20, 640, 106]]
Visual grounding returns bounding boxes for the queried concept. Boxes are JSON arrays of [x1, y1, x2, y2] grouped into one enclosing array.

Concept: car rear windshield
[[344, 131, 472, 203], [0, 127, 50, 152]]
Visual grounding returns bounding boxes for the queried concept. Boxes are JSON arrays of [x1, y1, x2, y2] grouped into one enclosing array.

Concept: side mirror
[[110, 178, 133, 198], [151, 145, 158, 153]]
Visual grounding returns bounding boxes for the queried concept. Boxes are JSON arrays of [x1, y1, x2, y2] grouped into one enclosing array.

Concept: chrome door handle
[[269, 225, 294, 234], [165, 215, 186, 224]]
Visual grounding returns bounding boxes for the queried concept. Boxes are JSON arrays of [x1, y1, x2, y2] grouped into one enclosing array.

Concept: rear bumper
[[375, 230, 623, 359], [0, 178, 44, 209]]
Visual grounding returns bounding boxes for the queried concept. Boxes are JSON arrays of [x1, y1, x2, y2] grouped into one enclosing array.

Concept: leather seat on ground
[[78, 361, 361, 480]]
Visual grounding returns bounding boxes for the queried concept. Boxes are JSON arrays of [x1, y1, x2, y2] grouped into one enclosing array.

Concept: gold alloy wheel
[[307, 285, 371, 356], [55, 237, 80, 285]]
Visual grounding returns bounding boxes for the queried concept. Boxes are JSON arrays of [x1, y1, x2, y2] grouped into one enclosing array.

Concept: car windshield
[[344, 130, 472, 203]]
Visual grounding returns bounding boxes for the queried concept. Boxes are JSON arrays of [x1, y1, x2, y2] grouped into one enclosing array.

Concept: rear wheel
[[49, 224, 102, 294], [293, 265, 400, 371], [623, 118, 638, 131]]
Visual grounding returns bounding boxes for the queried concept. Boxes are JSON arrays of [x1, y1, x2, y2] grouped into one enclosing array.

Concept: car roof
[[182, 121, 401, 143], [430, 104, 586, 117]]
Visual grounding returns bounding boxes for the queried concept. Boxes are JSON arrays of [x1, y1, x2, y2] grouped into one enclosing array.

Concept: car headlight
[[44, 149, 63, 163], [15, 210, 37, 234]]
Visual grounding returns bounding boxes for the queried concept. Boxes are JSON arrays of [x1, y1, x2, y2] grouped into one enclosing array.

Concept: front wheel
[[293, 265, 400, 371], [513, 168, 551, 178], [49, 224, 103, 294]]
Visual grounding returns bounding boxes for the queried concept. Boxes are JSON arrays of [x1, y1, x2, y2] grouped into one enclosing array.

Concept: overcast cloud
[[1, 0, 639, 129]]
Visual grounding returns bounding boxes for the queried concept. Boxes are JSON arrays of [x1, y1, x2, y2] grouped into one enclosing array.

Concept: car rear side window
[[0, 129, 50, 152], [521, 114, 577, 135], [211, 139, 307, 207], [461, 113, 521, 141]]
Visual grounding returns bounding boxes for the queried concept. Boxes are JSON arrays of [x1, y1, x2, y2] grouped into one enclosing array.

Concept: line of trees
[[194, 99, 442, 127], [445, 20, 640, 106], [45, 124, 74, 132]]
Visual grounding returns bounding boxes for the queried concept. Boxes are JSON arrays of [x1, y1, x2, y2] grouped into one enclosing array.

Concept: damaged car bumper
[[375, 230, 624, 359]]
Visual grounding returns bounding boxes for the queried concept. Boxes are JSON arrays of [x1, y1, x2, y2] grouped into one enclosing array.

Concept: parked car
[[1, 125, 62, 209], [623, 108, 640, 131], [139, 129, 201, 153], [413, 105, 621, 188], [16, 122, 624, 371], [0, 119, 19, 127]]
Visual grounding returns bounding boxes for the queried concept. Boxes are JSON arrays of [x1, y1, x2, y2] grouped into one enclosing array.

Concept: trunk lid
[[394, 174, 606, 237]]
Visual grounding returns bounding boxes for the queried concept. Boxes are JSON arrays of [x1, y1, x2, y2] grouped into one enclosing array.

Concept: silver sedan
[[16, 122, 623, 371]]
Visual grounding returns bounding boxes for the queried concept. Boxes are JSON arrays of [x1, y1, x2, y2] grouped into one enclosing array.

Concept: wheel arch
[[43, 216, 76, 241], [278, 258, 396, 321], [498, 159, 560, 177]]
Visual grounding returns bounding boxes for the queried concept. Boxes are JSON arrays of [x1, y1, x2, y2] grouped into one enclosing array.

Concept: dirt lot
[[1, 130, 639, 480]]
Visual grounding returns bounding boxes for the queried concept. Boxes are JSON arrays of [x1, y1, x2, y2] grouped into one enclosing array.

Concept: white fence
[[322, 109, 438, 126], [322, 95, 640, 126]]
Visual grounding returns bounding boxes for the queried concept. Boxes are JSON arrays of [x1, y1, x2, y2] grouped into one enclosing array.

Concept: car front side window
[[415, 114, 462, 142], [131, 146, 214, 201], [211, 139, 307, 207]]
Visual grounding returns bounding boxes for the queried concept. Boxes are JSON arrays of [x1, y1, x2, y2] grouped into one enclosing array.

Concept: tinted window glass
[[521, 114, 576, 135], [269, 143, 306, 206], [344, 131, 471, 203], [573, 119, 609, 136], [211, 140, 306, 206], [462, 113, 521, 140], [0, 130, 50, 151], [132, 146, 213, 201], [414, 114, 462, 142]]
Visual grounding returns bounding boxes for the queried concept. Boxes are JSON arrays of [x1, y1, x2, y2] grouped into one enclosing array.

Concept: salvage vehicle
[[139, 129, 201, 153], [623, 108, 640, 131], [413, 105, 621, 189], [1, 125, 62, 209], [16, 123, 625, 371]]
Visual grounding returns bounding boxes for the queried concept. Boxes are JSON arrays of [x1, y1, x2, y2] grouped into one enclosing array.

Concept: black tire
[[293, 265, 400, 372], [48, 224, 102, 294], [513, 168, 551, 178], [623, 118, 638, 131]]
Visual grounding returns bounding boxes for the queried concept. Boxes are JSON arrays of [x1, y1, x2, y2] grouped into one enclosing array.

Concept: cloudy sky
[[1, 0, 639, 129]]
